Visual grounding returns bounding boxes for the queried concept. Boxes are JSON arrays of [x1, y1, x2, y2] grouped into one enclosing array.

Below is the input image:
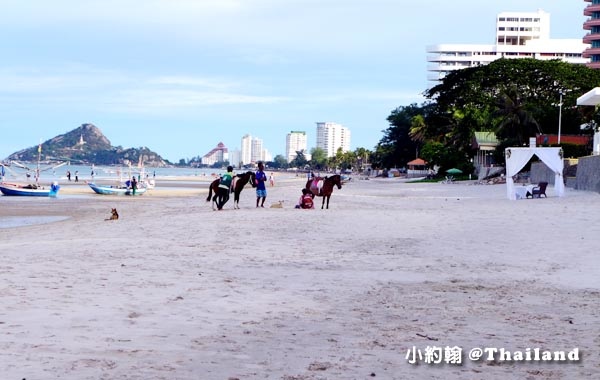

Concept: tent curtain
[[505, 147, 564, 200]]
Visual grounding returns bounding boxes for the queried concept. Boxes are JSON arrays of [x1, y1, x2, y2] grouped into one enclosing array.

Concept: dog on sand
[[105, 208, 119, 221]]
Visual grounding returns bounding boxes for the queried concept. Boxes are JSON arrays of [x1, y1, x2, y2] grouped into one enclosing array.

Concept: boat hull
[[0, 182, 59, 197], [88, 183, 147, 196]]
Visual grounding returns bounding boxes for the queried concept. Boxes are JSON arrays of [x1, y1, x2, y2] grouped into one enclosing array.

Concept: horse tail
[[206, 182, 213, 201]]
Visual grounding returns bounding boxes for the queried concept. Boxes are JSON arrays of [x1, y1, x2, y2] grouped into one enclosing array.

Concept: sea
[[0, 163, 236, 229], [1, 163, 228, 184]]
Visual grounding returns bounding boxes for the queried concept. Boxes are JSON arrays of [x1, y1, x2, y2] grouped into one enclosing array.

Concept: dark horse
[[305, 174, 343, 209], [207, 171, 256, 210]]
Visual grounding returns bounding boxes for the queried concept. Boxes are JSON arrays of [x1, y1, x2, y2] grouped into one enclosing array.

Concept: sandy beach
[[1, 177, 599, 379]]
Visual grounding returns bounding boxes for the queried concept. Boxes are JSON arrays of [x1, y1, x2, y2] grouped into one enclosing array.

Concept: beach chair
[[531, 182, 548, 198]]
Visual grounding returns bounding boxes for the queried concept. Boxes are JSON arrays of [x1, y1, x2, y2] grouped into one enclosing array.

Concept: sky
[[0, 0, 587, 163]]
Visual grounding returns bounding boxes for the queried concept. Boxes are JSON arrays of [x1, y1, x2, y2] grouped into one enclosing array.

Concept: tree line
[[370, 58, 600, 175]]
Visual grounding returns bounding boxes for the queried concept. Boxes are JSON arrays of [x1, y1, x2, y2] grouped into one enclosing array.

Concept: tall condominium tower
[[241, 134, 253, 165], [316, 122, 351, 158], [286, 131, 308, 162], [584, 0, 600, 68], [427, 10, 588, 84]]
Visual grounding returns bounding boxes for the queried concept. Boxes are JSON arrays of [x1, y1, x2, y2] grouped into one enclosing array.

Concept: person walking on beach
[[255, 161, 267, 208], [269, 173, 274, 187], [66, 170, 71, 181], [217, 166, 234, 210], [131, 176, 138, 195], [74, 171, 79, 182]]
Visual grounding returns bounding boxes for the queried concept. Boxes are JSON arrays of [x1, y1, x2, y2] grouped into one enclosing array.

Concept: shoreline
[[1, 179, 599, 378]]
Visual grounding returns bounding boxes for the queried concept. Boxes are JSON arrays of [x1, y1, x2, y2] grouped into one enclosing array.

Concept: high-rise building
[[427, 10, 588, 84], [584, 0, 600, 68], [241, 134, 253, 165], [316, 122, 351, 158], [286, 131, 308, 162], [240, 134, 269, 165], [251, 137, 263, 163]]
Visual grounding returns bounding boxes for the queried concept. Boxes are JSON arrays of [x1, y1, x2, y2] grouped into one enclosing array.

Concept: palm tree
[[494, 86, 540, 145]]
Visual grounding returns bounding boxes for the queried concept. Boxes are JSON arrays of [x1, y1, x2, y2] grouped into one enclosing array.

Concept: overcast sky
[[0, 0, 586, 162]]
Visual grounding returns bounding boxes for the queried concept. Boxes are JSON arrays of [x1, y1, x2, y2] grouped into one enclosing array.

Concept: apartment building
[[427, 10, 588, 84], [285, 131, 308, 163], [584, 0, 600, 68], [316, 122, 351, 158]]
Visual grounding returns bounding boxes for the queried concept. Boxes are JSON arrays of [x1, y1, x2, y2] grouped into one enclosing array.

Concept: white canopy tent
[[505, 147, 565, 200], [577, 87, 600, 155], [576, 87, 600, 106]]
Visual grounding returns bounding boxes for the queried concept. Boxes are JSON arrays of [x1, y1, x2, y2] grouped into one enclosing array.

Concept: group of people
[[66, 170, 79, 182], [215, 161, 268, 211], [215, 161, 316, 210]]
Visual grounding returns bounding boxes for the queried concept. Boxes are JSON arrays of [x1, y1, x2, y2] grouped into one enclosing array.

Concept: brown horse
[[207, 171, 256, 210], [305, 174, 342, 209]]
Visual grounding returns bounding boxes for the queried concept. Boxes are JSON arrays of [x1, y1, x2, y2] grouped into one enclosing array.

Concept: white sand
[[1, 178, 599, 379]]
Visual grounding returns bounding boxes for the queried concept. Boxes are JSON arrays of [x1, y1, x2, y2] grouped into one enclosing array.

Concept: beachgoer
[[131, 176, 138, 195], [296, 188, 314, 209], [66, 170, 71, 181], [217, 166, 234, 210], [269, 173, 274, 187], [255, 161, 267, 208], [75, 171, 79, 182]]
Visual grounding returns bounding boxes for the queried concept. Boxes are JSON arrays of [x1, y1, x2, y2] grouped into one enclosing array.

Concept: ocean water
[[1, 163, 223, 183]]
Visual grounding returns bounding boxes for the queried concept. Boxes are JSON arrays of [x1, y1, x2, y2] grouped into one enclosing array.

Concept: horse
[[206, 171, 256, 210], [305, 174, 342, 209]]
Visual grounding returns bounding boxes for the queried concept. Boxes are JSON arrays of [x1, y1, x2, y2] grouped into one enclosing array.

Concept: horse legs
[[325, 195, 330, 209], [321, 196, 325, 209], [233, 191, 240, 209]]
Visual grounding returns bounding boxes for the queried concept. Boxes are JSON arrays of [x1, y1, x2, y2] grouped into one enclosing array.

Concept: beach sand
[[1, 177, 599, 379]]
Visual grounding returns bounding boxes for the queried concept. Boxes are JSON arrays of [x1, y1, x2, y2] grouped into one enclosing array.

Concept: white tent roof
[[577, 87, 600, 106]]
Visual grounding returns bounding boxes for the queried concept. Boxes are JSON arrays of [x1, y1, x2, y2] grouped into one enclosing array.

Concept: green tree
[[289, 150, 309, 168], [374, 103, 423, 169], [270, 154, 288, 169], [309, 147, 328, 169]]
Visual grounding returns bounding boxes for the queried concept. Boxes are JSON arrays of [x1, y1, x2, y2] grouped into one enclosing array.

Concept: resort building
[[285, 131, 308, 163], [201, 142, 228, 166], [427, 10, 588, 84], [316, 122, 351, 158], [584, 0, 600, 68]]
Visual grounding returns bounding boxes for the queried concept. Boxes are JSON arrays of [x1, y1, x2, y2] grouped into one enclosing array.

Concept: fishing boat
[[88, 182, 147, 196], [0, 143, 63, 197], [0, 181, 60, 197]]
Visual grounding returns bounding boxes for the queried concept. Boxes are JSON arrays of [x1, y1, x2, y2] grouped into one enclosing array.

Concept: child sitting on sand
[[295, 188, 314, 209]]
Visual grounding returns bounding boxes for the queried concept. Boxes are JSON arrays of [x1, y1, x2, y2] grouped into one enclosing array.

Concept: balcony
[[583, 47, 600, 58], [584, 4, 600, 16], [583, 33, 600, 43], [584, 18, 600, 30], [586, 62, 600, 69]]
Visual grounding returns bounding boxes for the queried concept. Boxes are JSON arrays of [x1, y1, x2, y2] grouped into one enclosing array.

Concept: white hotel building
[[427, 10, 588, 84], [285, 131, 308, 163], [316, 122, 351, 158]]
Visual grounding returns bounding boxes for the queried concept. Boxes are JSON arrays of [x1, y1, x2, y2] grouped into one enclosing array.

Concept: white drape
[[505, 147, 564, 200]]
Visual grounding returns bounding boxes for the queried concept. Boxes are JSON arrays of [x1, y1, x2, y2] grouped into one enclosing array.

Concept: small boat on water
[[88, 182, 147, 196], [0, 181, 60, 197]]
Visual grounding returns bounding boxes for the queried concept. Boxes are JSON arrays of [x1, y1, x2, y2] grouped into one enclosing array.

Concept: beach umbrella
[[446, 168, 462, 175]]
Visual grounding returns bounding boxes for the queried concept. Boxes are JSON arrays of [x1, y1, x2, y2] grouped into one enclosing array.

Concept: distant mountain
[[6, 123, 170, 167]]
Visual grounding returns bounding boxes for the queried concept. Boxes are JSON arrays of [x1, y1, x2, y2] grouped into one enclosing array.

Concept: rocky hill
[[6, 124, 169, 167]]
